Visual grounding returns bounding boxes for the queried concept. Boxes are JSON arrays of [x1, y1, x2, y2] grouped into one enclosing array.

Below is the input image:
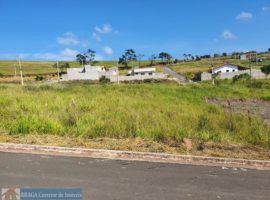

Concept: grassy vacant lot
[[0, 81, 269, 159]]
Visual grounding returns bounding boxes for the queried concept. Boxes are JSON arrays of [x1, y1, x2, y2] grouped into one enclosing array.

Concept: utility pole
[[18, 55, 24, 86], [57, 61, 60, 82], [14, 64, 17, 77], [249, 53, 252, 86], [116, 58, 119, 85]]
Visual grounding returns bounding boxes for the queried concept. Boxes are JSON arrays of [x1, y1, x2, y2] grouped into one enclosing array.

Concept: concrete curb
[[0, 143, 269, 170]]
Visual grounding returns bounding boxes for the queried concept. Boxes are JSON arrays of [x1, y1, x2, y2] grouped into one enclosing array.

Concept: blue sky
[[0, 0, 270, 61]]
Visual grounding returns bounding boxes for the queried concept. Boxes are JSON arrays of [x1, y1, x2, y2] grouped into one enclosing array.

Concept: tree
[[166, 53, 172, 64], [261, 65, 270, 78], [268, 48, 270, 52], [200, 55, 211, 59], [195, 56, 201, 61], [118, 49, 137, 68], [84, 49, 96, 64], [52, 62, 70, 74], [183, 54, 188, 61], [76, 54, 87, 65], [76, 49, 96, 65], [149, 54, 157, 66], [159, 52, 172, 64], [222, 52, 227, 57], [159, 52, 167, 63]]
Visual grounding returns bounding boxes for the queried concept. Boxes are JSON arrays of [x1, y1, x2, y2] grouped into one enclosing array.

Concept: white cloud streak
[[95, 24, 112, 34], [92, 24, 115, 42], [262, 6, 270, 11], [221, 30, 236, 40], [92, 32, 101, 42], [103, 46, 113, 55], [33, 48, 79, 61], [57, 32, 80, 45], [236, 12, 253, 20]]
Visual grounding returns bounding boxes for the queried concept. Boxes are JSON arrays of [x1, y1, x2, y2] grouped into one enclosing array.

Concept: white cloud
[[262, 6, 270, 11], [95, 24, 112, 34], [33, 48, 79, 61], [60, 48, 79, 58], [236, 12, 253, 20], [57, 32, 80, 45], [92, 24, 116, 42], [92, 32, 101, 42], [0, 53, 30, 60], [221, 30, 236, 40], [103, 46, 113, 55], [81, 40, 89, 47]]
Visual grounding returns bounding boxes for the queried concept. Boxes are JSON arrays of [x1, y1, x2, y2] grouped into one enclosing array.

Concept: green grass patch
[[0, 81, 269, 149]]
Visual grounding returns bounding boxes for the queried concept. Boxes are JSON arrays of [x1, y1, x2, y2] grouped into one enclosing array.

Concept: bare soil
[[206, 97, 270, 126]]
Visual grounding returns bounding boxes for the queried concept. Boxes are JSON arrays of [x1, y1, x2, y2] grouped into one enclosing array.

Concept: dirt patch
[[206, 97, 270, 125]]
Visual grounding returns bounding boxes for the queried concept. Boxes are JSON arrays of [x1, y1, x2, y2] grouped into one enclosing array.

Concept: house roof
[[208, 64, 249, 73], [2, 189, 19, 196]]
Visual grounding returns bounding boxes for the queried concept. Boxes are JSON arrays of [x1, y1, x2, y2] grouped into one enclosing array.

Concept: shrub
[[232, 73, 250, 83], [261, 65, 270, 77], [99, 76, 110, 84], [35, 75, 45, 81]]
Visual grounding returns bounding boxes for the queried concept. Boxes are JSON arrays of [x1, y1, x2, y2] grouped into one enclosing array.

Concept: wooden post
[[18, 55, 24, 86], [57, 61, 60, 82], [14, 64, 17, 77]]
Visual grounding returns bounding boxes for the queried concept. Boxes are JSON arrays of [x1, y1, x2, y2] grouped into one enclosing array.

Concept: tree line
[[70, 48, 270, 69]]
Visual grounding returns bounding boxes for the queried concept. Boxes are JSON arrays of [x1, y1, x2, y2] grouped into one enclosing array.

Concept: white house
[[128, 67, 156, 76], [199, 64, 250, 81], [211, 64, 246, 74]]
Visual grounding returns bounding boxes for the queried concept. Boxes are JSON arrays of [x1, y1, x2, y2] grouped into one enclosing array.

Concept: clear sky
[[0, 0, 270, 61]]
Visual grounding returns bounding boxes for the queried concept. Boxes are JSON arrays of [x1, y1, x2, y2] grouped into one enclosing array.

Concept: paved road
[[0, 152, 269, 200], [163, 66, 187, 83]]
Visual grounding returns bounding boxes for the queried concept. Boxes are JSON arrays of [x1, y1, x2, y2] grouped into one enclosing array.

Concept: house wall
[[66, 68, 100, 80], [200, 69, 267, 81], [110, 73, 167, 82], [133, 71, 155, 76]]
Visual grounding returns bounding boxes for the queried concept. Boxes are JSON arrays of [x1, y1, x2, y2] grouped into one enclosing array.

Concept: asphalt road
[[0, 152, 269, 200], [163, 67, 187, 82]]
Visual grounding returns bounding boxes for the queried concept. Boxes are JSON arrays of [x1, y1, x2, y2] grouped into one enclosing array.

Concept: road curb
[[0, 143, 269, 170]]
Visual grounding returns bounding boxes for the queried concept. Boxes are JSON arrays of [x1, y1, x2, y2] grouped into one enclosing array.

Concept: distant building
[[240, 54, 247, 60], [240, 53, 253, 60], [211, 64, 247, 74], [128, 67, 156, 76]]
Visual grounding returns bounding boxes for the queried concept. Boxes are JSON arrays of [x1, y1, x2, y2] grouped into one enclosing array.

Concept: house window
[[226, 70, 229, 72], [232, 70, 235, 72], [141, 73, 145, 75], [149, 72, 153, 75]]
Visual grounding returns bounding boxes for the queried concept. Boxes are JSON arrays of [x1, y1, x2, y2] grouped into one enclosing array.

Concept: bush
[[35, 75, 45, 81], [99, 76, 110, 84], [232, 73, 250, 83]]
